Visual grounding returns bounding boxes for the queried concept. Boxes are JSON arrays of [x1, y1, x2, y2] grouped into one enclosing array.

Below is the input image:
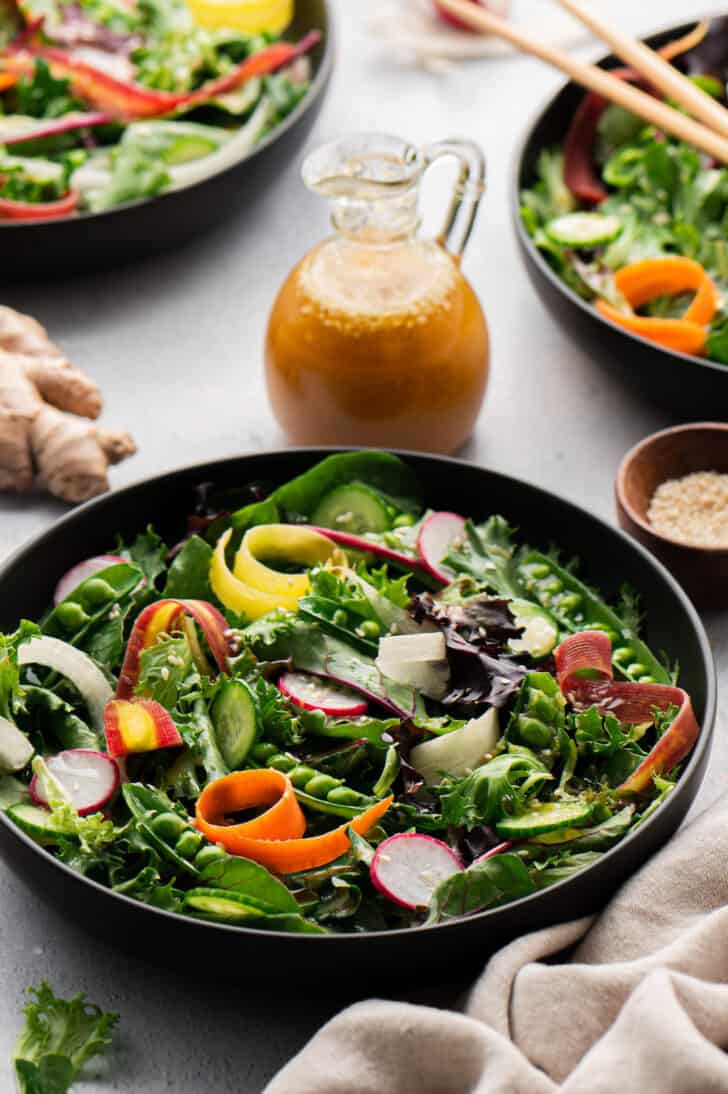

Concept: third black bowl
[[512, 17, 728, 417]]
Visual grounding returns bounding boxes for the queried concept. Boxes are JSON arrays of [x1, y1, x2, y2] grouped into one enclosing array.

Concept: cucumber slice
[[211, 679, 258, 769], [508, 600, 559, 659], [183, 889, 326, 933], [545, 212, 621, 248], [311, 483, 391, 534], [184, 888, 265, 922], [495, 800, 592, 839], [0, 775, 28, 810], [6, 802, 69, 843]]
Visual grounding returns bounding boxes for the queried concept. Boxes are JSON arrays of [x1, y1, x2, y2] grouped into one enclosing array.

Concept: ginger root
[[0, 307, 136, 504]]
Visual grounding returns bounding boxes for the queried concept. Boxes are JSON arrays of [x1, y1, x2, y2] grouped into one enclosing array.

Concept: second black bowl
[[6, 0, 332, 276], [0, 449, 716, 984], [512, 17, 728, 417]]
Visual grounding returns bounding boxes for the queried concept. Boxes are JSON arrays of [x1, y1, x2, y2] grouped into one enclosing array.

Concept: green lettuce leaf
[[13, 982, 118, 1094], [439, 746, 552, 830], [427, 852, 535, 923], [163, 535, 215, 601]]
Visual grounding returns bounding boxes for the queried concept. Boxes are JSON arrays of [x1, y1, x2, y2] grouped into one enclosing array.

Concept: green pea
[[251, 741, 279, 763], [393, 514, 415, 528], [54, 600, 89, 631], [627, 663, 647, 678], [266, 753, 296, 773], [590, 623, 620, 643], [81, 577, 115, 607], [332, 609, 348, 628], [557, 593, 582, 613], [194, 844, 228, 868], [327, 786, 363, 806], [612, 646, 634, 664], [540, 576, 563, 594], [638, 674, 655, 684], [304, 773, 342, 798], [359, 620, 380, 640], [524, 563, 551, 581], [151, 812, 187, 842], [288, 765, 317, 788], [527, 688, 562, 723], [517, 715, 553, 749], [175, 830, 203, 859]]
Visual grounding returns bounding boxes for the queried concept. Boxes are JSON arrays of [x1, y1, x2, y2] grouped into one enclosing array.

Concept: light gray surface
[[1, 1, 726, 1089]]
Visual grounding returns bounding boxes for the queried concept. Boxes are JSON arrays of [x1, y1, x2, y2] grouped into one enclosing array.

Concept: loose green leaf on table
[[13, 981, 119, 1094]]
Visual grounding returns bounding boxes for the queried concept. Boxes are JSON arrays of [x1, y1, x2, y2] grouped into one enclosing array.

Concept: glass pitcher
[[264, 133, 489, 453]]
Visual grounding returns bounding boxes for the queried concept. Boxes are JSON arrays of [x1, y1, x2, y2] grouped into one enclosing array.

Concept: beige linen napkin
[[266, 792, 728, 1093]]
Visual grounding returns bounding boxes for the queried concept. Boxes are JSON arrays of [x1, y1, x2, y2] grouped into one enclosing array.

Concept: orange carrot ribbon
[[554, 630, 699, 795], [117, 598, 230, 700], [596, 257, 720, 355], [196, 769, 393, 873]]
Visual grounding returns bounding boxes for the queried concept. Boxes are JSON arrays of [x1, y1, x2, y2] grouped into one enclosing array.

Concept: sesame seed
[[647, 471, 728, 548]]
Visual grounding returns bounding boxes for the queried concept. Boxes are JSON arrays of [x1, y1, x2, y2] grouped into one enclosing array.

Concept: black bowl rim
[[0, 447, 717, 943], [0, 0, 334, 231], [510, 14, 728, 379]]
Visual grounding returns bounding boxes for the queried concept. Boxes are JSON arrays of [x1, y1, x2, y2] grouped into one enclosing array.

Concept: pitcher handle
[[422, 139, 486, 259]]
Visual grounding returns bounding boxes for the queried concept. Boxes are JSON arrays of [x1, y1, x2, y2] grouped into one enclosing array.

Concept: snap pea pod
[[250, 741, 379, 818], [516, 551, 670, 685], [506, 671, 566, 757], [43, 563, 143, 648], [122, 783, 212, 877]]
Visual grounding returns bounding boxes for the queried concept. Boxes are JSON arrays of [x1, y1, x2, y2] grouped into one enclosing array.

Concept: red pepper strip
[[13, 14, 44, 45], [564, 90, 612, 205], [3, 111, 112, 145], [117, 598, 230, 699], [0, 188, 78, 219], [2, 30, 320, 120], [563, 28, 708, 204], [554, 631, 700, 795]]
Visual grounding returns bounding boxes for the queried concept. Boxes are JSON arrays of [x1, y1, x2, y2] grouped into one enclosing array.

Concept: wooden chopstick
[[434, 0, 728, 166], [553, 0, 728, 139]]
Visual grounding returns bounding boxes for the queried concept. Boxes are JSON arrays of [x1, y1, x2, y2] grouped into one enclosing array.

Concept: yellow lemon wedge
[[186, 0, 293, 35]]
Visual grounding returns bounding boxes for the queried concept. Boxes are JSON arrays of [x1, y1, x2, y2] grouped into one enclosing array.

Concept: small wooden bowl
[[616, 423, 728, 608]]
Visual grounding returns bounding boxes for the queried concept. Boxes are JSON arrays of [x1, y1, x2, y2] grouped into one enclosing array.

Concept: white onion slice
[[0, 715, 34, 774], [18, 636, 113, 733]]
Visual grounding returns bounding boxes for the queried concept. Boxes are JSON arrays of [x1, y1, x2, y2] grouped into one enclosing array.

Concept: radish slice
[[417, 512, 466, 584], [472, 841, 513, 864], [54, 554, 128, 605], [30, 749, 119, 816], [18, 636, 113, 733], [307, 527, 423, 571], [278, 670, 368, 716], [371, 833, 463, 910]]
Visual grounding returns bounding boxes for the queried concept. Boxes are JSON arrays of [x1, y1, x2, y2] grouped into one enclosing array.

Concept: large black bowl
[[0, 450, 716, 983], [512, 18, 728, 417], [5, 0, 332, 277]]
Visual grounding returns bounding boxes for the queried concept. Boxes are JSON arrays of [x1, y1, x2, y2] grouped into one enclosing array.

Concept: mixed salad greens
[[0, 0, 317, 217], [521, 18, 728, 364], [0, 452, 700, 934]]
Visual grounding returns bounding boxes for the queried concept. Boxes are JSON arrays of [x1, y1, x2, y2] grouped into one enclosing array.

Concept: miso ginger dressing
[[265, 134, 489, 453]]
